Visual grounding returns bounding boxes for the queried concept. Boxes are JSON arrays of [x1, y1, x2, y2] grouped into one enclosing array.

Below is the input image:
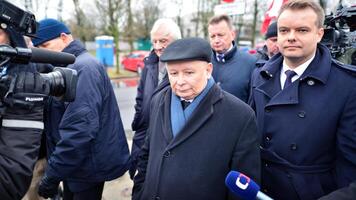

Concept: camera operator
[[32, 19, 130, 200], [0, 26, 49, 200]]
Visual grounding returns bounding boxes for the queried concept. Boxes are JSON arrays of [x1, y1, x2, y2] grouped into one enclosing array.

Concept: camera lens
[[40, 70, 65, 97], [40, 67, 77, 101]]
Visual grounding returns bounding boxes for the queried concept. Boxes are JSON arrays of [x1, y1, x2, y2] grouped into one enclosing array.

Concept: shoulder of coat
[[332, 59, 356, 76]]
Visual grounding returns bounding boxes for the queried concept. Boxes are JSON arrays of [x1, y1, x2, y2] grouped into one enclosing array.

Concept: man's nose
[[154, 42, 163, 50], [287, 31, 296, 42], [176, 74, 185, 85]]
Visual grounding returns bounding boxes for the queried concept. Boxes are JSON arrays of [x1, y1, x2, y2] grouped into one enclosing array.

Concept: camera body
[[0, 0, 77, 103], [321, 4, 356, 65], [0, 0, 37, 36]]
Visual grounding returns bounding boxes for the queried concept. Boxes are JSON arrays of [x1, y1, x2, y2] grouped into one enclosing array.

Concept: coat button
[[290, 143, 298, 150], [163, 151, 171, 158], [307, 80, 315, 86], [263, 188, 268, 193], [154, 197, 160, 200], [266, 135, 271, 141], [298, 111, 306, 118], [265, 108, 271, 113]]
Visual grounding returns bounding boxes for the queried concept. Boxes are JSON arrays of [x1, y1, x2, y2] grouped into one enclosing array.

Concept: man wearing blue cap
[[32, 19, 130, 200], [132, 37, 260, 200], [256, 21, 279, 61]]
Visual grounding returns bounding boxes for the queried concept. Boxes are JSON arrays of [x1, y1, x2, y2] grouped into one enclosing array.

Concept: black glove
[[2, 72, 49, 108], [38, 174, 60, 199], [14, 71, 50, 94]]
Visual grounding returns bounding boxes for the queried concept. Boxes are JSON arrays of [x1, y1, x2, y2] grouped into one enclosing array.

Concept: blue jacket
[[44, 40, 130, 191], [249, 44, 356, 200], [211, 43, 257, 102]]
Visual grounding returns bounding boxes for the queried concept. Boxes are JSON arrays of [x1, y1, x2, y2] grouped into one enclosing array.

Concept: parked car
[[121, 50, 150, 74]]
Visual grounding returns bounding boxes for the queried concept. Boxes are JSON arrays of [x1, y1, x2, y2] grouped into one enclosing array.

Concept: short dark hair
[[278, 0, 325, 28], [208, 15, 233, 30]]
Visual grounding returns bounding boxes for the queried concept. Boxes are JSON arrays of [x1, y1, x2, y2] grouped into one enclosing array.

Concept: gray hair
[[150, 18, 182, 40]]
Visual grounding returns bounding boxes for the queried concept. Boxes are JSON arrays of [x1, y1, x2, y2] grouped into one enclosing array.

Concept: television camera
[[321, 4, 356, 65], [0, 0, 77, 106]]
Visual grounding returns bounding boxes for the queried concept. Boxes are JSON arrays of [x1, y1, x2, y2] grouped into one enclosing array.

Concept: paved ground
[[102, 131, 134, 200], [102, 173, 133, 200]]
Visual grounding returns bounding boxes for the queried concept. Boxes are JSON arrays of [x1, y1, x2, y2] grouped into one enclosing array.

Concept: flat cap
[[160, 37, 211, 63]]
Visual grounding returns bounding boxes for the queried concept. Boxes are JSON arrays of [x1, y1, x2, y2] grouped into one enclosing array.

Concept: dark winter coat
[[211, 43, 257, 103], [44, 40, 130, 192], [0, 29, 45, 200], [249, 44, 356, 200], [130, 51, 169, 177], [133, 84, 260, 200]]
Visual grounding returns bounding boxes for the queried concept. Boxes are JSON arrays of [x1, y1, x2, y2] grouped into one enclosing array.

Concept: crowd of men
[[0, 0, 355, 199]]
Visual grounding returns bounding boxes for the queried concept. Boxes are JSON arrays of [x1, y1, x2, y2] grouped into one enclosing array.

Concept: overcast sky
[[11, 0, 356, 22]]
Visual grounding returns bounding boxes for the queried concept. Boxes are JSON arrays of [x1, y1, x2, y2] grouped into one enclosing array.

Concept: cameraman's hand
[[38, 174, 60, 199], [14, 71, 49, 94], [2, 72, 49, 108]]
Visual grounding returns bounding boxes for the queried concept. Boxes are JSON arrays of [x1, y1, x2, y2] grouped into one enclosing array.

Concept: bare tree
[[95, 0, 126, 74], [44, 0, 51, 18], [131, 0, 161, 40], [126, 0, 134, 52], [251, 0, 258, 47], [69, 0, 97, 42], [193, 0, 218, 38], [57, 0, 63, 21]]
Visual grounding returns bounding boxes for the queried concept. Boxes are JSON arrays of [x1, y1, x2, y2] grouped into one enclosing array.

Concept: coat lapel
[[255, 53, 300, 106], [167, 85, 222, 150]]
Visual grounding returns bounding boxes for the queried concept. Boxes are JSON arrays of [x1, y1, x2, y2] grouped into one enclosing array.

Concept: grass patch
[[107, 68, 138, 79]]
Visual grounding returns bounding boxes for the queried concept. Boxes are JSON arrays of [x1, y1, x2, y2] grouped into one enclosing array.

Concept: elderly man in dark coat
[[132, 37, 260, 200], [130, 18, 181, 178], [249, 0, 356, 199]]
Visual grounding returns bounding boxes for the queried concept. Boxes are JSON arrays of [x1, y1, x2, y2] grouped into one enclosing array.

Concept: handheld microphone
[[0, 45, 76, 65], [225, 171, 273, 200]]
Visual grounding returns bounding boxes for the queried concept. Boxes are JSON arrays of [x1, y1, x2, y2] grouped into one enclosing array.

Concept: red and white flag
[[261, 0, 288, 34]]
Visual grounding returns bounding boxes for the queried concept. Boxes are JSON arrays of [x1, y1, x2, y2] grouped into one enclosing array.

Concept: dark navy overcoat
[[249, 44, 356, 200], [133, 84, 260, 200]]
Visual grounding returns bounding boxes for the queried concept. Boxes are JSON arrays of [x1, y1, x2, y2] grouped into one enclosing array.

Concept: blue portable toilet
[[95, 35, 114, 67]]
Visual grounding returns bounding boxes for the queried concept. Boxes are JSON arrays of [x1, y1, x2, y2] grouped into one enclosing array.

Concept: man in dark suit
[[249, 0, 356, 199], [133, 37, 260, 200], [208, 15, 257, 103]]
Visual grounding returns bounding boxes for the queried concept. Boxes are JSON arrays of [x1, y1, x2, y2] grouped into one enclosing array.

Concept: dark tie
[[181, 100, 191, 110], [217, 54, 225, 62], [283, 70, 297, 89]]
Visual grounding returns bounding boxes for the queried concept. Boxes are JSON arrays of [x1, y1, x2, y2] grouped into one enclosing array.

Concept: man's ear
[[316, 28, 324, 43], [207, 63, 213, 78]]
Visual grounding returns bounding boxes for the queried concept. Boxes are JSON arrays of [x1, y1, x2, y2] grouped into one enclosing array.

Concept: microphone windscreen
[[30, 48, 75, 65], [225, 171, 260, 200]]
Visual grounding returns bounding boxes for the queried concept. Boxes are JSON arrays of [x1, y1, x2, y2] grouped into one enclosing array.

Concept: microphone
[[29, 48, 75, 65], [225, 171, 273, 200], [0, 45, 76, 65]]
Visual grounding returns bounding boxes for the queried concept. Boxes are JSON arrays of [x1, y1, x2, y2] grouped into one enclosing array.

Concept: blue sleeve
[[45, 62, 103, 178], [131, 66, 148, 131], [336, 87, 356, 187]]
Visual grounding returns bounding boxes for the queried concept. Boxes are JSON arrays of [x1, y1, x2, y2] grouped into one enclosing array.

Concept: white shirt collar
[[180, 98, 193, 103], [280, 54, 315, 89]]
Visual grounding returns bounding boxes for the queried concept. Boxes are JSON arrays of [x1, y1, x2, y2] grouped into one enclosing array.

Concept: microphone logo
[[235, 173, 250, 190]]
